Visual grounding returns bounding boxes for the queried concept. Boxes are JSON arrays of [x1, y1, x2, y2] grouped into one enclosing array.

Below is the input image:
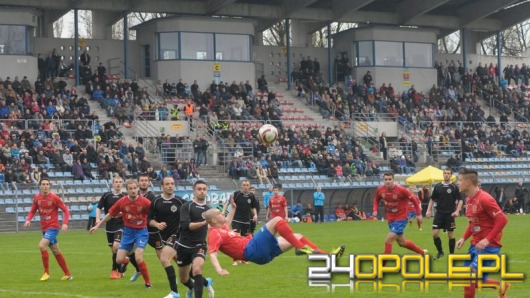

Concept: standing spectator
[[313, 186, 325, 223], [379, 132, 388, 160], [514, 182, 527, 214], [262, 185, 273, 215], [494, 186, 507, 209], [455, 169, 509, 298], [24, 178, 72, 281], [80, 50, 91, 67]]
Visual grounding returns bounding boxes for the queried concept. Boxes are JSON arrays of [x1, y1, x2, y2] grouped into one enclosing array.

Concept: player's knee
[[293, 233, 302, 239]]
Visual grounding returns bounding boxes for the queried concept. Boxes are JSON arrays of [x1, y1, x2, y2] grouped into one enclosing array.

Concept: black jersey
[[148, 195, 186, 240], [97, 191, 126, 231], [140, 190, 158, 232], [249, 195, 260, 217], [178, 201, 211, 248], [431, 182, 462, 213], [232, 191, 256, 223]]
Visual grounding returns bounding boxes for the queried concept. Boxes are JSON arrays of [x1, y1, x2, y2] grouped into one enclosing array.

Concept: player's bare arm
[[425, 199, 434, 218], [451, 200, 463, 217], [89, 213, 113, 234], [149, 219, 167, 231], [188, 221, 208, 230], [209, 252, 230, 275]]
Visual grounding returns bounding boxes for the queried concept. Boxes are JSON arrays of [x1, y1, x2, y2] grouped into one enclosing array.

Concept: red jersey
[[27, 192, 70, 231], [108, 196, 151, 229], [268, 195, 287, 218], [335, 208, 346, 219], [462, 189, 507, 247], [407, 195, 421, 213], [373, 184, 420, 222], [208, 224, 252, 261]]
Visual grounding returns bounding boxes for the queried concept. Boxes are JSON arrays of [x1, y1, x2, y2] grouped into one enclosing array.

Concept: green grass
[[0, 216, 528, 298]]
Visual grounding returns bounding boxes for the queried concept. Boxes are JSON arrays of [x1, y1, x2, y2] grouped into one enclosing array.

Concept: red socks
[[404, 240, 425, 255], [138, 261, 151, 284], [54, 253, 71, 275], [300, 236, 326, 253], [384, 243, 392, 254], [464, 284, 476, 298], [276, 220, 305, 249], [41, 250, 49, 274]]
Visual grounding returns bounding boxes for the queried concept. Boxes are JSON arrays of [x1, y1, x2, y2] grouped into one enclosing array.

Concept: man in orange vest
[[184, 100, 194, 131]]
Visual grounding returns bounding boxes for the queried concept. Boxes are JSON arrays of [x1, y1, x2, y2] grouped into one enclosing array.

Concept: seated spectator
[[302, 203, 314, 222], [81, 158, 95, 180], [256, 164, 270, 185], [334, 203, 347, 221], [72, 159, 85, 181], [397, 156, 410, 174], [98, 159, 110, 180], [289, 200, 303, 221]]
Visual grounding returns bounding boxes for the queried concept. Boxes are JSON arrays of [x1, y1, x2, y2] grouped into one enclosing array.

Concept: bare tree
[[112, 12, 166, 40], [78, 10, 92, 39], [311, 22, 357, 47], [438, 31, 461, 54], [263, 20, 287, 46], [53, 18, 64, 38], [480, 20, 530, 56]]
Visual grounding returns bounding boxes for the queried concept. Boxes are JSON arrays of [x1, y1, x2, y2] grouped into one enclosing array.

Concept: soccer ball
[[87, 205, 93, 212], [292, 217, 301, 223], [258, 124, 278, 144]]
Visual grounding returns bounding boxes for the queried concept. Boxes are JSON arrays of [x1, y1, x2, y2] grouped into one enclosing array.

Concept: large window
[[405, 43, 433, 67], [215, 34, 250, 61], [180, 32, 214, 60], [355, 41, 373, 66], [0, 25, 32, 55], [158, 32, 179, 60], [375, 41, 403, 67]]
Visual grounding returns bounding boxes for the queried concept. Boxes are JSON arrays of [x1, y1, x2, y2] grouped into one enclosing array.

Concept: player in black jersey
[[426, 168, 463, 260], [177, 180, 214, 298], [96, 175, 134, 279], [231, 180, 258, 236], [148, 177, 187, 298]]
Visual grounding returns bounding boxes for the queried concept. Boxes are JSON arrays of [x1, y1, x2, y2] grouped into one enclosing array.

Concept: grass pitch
[[0, 215, 528, 298]]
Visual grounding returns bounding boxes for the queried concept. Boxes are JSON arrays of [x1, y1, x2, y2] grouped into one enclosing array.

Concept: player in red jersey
[[90, 180, 153, 288], [24, 178, 72, 281], [455, 169, 510, 298], [266, 184, 287, 220], [407, 186, 422, 230], [373, 172, 426, 256], [205, 200, 345, 276]]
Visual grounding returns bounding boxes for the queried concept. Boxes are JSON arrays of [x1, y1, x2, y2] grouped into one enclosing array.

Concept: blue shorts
[[120, 226, 149, 251], [388, 220, 408, 235], [42, 228, 59, 246], [408, 212, 417, 219], [243, 226, 283, 265], [464, 245, 501, 281]]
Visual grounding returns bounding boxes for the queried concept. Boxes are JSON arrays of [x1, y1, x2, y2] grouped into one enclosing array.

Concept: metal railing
[[133, 112, 162, 158], [160, 142, 194, 165]]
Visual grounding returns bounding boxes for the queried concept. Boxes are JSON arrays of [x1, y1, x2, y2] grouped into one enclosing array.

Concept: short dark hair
[[383, 172, 394, 178], [459, 168, 479, 185], [39, 177, 51, 186], [193, 179, 208, 189]]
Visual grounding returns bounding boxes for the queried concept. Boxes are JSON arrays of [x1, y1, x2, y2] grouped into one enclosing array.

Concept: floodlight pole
[[123, 11, 129, 80], [74, 9, 79, 86], [496, 31, 502, 86], [461, 28, 467, 74], [286, 18, 292, 90], [327, 21, 332, 85]]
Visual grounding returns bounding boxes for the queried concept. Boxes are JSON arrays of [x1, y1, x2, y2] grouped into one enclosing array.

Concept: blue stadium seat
[[6, 207, 15, 213], [72, 214, 81, 221], [81, 214, 89, 220], [0, 199, 4, 204], [209, 185, 218, 191]]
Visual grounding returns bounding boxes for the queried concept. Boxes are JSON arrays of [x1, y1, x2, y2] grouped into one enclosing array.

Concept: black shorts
[[148, 231, 164, 250], [250, 220, 257, 234], [164, 234, 180, 251], [432, 212, 456, 231], [232, 221, 251, 236], [176, 245, 207, 267], [106, 230, 123, 246]]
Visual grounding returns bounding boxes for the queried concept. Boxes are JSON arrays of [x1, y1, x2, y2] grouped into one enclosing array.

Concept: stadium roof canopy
[[1, 0, 529, 38]]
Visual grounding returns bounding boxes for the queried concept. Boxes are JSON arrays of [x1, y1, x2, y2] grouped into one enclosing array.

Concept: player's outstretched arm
[[89, 213, 112, 234], [210, 252, 230, 276]]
